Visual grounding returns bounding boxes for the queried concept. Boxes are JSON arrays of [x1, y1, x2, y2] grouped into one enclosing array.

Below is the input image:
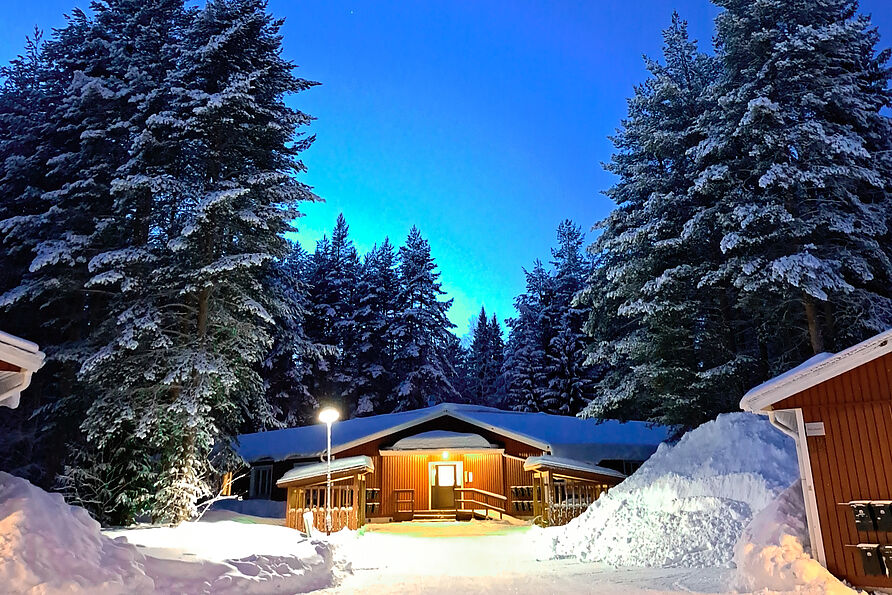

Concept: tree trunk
[[803, 294, 825, 355], [823, 300, 836, 352]]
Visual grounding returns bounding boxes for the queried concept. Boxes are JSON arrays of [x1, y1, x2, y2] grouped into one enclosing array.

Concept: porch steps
[[409, 509, 490, 522], [411, 510, 462, 521]]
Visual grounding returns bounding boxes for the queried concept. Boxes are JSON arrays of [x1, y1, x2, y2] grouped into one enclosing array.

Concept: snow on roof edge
[[740, 327, 892, 412], [276, 455, 374, 486], [523, 454, 626, 480], [0, 330, 46, 372], [235, 403, 669, 464]]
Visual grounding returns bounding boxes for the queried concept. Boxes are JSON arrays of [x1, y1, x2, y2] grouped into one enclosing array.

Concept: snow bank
[[0, 471, 341, 594], [207, 497, 285, 519], [734, 484, 855, 594], [0, 471, 153, 594], [549, 412, 799, 568], [106, 521, 340, 594]]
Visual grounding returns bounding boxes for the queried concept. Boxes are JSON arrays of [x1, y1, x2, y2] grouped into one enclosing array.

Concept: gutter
[[767, 409, 827, 566]]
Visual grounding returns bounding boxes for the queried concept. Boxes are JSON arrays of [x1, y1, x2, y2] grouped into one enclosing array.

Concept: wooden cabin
[[0, 330, 45, 410], [233, 403, 668, 532], [741, 328, 892, 590]]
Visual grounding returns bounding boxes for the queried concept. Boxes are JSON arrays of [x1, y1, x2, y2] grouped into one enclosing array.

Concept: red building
[[233, 403, 668, 532]]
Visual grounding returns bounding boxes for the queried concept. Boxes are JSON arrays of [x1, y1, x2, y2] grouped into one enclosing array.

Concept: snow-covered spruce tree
[[391, 227, 461, 410], [263, 242, 325, 426], [302, 214, 362, 416], [80, 0, 318, 523], [443, 332, 473, 404], [353, 240, 400, 415], [691, 0, 892, 373], [502, 261, 550, 412], [539, 220, 594, 415], [0, 3, 189, 500], [578, 15, 749, 428], [467, 307, 505, 405], [0, 30, 64, 483]]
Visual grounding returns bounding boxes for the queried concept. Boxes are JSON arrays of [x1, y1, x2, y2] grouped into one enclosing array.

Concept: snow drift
[[0, 471, 154, 594], [734, 483, 855, 594], [0, 471, 340, 594], [549, 412, 799, 568]]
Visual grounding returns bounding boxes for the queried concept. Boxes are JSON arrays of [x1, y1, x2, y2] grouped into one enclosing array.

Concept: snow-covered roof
[[276, 455, 374, 487], [740, 327, 892, 412], [236, 403, 669, 465], [522, 455, 627, 480], [389, 431, 494, 451], [0, 330, 46, 410]]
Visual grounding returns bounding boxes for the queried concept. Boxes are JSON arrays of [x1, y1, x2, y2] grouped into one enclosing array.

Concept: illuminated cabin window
[[250, 465, 273, 499], [437, 464, 456, 487]]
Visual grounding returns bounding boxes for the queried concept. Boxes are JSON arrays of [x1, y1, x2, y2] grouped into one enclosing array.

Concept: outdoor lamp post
[[318, 407, 340, 536]]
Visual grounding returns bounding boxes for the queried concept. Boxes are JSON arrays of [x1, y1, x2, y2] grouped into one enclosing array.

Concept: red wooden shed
[[741, 328, 892, 590]]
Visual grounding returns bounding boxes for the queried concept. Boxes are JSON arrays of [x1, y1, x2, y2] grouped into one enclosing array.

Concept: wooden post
[[543, 471, 553, 526]]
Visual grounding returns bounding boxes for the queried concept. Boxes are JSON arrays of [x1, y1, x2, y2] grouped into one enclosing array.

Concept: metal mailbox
[[857, 544, 885, 577], [872, 501, 892, 532], [850, 501, 876, 532], [881, 546, 892, 577]]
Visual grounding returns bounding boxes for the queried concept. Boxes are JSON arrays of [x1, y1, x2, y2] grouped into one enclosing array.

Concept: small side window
[[250, 465, 273, 499]]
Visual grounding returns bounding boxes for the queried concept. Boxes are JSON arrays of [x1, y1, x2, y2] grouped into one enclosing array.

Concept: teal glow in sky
[[2, 1, 891, 336]]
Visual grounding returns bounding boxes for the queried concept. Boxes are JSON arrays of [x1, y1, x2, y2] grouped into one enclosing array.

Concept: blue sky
[[2, 1, 891, 337]]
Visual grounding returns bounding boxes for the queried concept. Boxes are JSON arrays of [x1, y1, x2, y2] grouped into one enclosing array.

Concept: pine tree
[[263, 243, 323, 426], [302, 214, 362, 416], [540, 220, 593, 415], [391, 227, 460, 410], [502, 261, 550, 412], [467, 307, 505, 405], [353, 240, 400, 415], [692, 0, 892, 367], [79, 0, 318, 523], [578, 15, 743, 427]]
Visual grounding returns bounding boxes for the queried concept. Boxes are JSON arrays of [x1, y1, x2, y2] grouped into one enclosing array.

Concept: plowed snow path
[[320, 521, 737, 594]]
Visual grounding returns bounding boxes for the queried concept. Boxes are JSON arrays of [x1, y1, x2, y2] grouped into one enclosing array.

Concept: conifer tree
[[692, 0, 892, 367], [353, 240, 400, 415], [79, 0, 318, 523], [468, 307, 505, 405], [503, 261, 550, 412], [578, 15, 740, 427], [391, 227, 460, 410]]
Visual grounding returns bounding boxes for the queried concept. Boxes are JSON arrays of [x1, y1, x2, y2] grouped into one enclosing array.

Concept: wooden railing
[[454, 487, 507, 520], [286, 485, 359, 533], [394, 488, 415, 520]]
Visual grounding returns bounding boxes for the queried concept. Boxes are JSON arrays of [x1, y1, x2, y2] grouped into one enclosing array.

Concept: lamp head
[[318, 407, 340, 425]]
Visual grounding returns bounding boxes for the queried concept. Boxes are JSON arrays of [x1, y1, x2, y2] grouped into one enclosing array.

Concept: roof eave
[[740, 328, 892, 412]]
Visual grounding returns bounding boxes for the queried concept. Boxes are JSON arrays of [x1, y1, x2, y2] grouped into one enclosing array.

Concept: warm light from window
[[441, 451, 449, 459]]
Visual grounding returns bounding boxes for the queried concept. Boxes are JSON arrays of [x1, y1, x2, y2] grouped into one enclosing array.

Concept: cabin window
[[250, 465, 273, 499]]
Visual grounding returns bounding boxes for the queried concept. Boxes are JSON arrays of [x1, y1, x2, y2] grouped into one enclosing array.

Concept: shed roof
[[236, 403, 669, 465], [523, 454, 626, 480], [390, 431, 494, 451], [740, 327, 892, 412], [0, 330, 46, 410], [276, 455, 374, 487]]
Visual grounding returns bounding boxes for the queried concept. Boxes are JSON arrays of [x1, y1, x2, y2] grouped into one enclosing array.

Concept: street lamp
[[318, 407, 340, 535]]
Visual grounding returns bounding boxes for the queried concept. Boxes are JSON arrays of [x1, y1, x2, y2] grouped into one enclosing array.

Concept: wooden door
[[431, 464, 457, 509]]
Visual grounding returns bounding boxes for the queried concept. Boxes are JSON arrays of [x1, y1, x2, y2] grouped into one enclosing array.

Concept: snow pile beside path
[[550, 412, 799, 568], [109, 521, 341, 594], [734, 484, 855, 594], [0, 471, 153, 594], [0, 471, 342, 594]]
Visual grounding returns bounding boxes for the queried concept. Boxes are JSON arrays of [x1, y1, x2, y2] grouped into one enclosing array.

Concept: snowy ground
[[318, 520, 732, 594], [0, 472, 341, 594], [0, 413, 858, 594]]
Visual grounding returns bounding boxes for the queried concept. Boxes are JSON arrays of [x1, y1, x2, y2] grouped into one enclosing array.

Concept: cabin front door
[[431, 463, 457, 510]]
